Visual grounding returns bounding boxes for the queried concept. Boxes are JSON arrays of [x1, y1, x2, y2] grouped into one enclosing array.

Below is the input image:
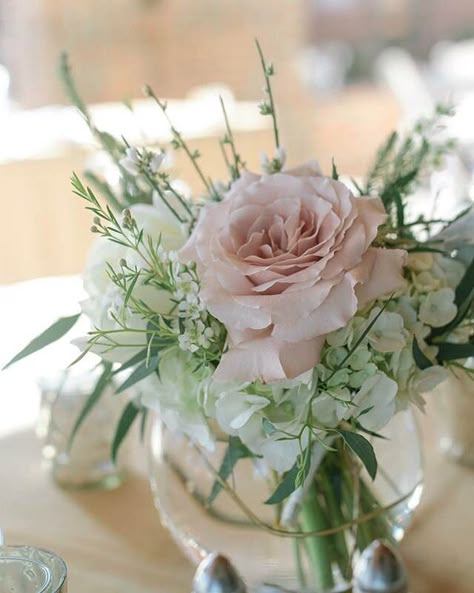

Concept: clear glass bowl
[[148, 409, 423, 593], [0, 546, 67, 593], [433, 366, 474, 467]]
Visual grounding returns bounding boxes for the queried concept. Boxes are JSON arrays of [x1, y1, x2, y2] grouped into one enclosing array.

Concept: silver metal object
[[193, 552, 246, 593], [353, 540, 408, 593]]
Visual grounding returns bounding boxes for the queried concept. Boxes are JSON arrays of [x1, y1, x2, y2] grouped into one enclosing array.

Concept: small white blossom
[[260, 146, 286, 173], [419, 287, 457, 327], [149, 151, 165, 174], [119, 147, 141, 176], [276, 146, 286, 167]]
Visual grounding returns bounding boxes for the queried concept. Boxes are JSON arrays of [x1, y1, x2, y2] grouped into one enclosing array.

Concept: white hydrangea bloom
[[368, 309, 407, 352], [348, 372, 398, 431], [412, 270, 441, 293], [431, 255, 465, 289], [419, 287, 457, 327], [393, 295, 418, 330], [140, 349, 214, 450], [406, 252, 434, 272], [213, 375, 315, 473]]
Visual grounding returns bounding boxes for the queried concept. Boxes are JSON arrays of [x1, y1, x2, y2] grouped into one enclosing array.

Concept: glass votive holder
[[0, 545, 67, 593], [37, 366, 128, 490], [433, 365, 474, 467]]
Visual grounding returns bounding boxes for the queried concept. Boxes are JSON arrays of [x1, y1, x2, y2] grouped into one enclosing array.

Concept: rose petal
[[353, 248, 407, 306], [213, 334, 323, 383], [272, 274, 358, 340]]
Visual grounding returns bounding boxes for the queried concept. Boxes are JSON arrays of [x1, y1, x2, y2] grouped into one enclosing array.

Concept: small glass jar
[[37, 366, 128, 489], [433, 365, 474, 467], [0, 545, 67, 593]]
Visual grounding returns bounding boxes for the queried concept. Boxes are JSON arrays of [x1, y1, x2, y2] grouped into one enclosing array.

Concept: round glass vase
[[433, 365, 474, 467], [148, 409, 423, 593]]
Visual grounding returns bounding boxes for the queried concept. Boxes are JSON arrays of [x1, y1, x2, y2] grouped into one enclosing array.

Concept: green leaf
[[331, 158, 339, 181], [413, 336, 434, 370], [437, 342, 474, 362], [265, 448, 312, 505], [351, 177, 364, 196], [339, 430, 377, 480], [353, 420, 389, 441], [454, 256, 474, 309], [67, 361, 113, 451], [111, 401, 140, 462], [3, 313, 81, 370], [112, 349, 148, 376], [124, 272, 140, 307], [140, 408, 149, 444], [115, 356, 159, 394], [208, 437, 254, 505], [262, 418, 276, 435]]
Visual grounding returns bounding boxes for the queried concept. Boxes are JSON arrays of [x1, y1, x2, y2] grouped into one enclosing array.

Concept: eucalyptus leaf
[[339, 430, 377, 480], [413, 336, 433, 370], [265, 448, 312, 505], [140, 408, 149, 444], [208, 437, 253, 505], [111, 401, 140, 462], [3, 313, 81, 370], [112, 349, 148, 376], [437, 342, 474, 362], [115, 355, 159, 394]]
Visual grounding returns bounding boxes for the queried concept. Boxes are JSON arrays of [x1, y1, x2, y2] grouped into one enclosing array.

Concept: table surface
[[1, 278, 474, 592]]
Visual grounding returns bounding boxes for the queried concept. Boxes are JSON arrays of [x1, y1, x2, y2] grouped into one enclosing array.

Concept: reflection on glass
[[0, 546, 67, 593]]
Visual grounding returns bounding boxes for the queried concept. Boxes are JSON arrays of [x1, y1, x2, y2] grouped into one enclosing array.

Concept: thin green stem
[[140, 169, 185, 223], [320, 473, 351, 580], [144, 85, 216, 197], [255, 39, 280, 149], [161, 177, 194, 219], [219, 95, 240, 180]]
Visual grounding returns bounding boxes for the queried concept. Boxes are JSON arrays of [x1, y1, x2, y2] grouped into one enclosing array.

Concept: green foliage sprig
[[59, 52, 153, 210], [363, 104, 456, 234]]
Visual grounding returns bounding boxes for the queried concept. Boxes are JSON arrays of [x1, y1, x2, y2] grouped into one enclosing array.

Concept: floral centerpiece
[[6, 45, 473, 592]]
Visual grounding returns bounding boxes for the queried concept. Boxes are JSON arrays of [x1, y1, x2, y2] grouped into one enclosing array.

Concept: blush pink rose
[[180, 162, 407, 383]]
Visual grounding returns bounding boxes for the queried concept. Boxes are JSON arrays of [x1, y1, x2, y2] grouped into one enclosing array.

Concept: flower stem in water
[[299, 489, 335, 591]]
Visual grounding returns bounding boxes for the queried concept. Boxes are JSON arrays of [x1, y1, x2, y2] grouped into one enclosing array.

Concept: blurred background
[[1, 0, 474, 284]]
